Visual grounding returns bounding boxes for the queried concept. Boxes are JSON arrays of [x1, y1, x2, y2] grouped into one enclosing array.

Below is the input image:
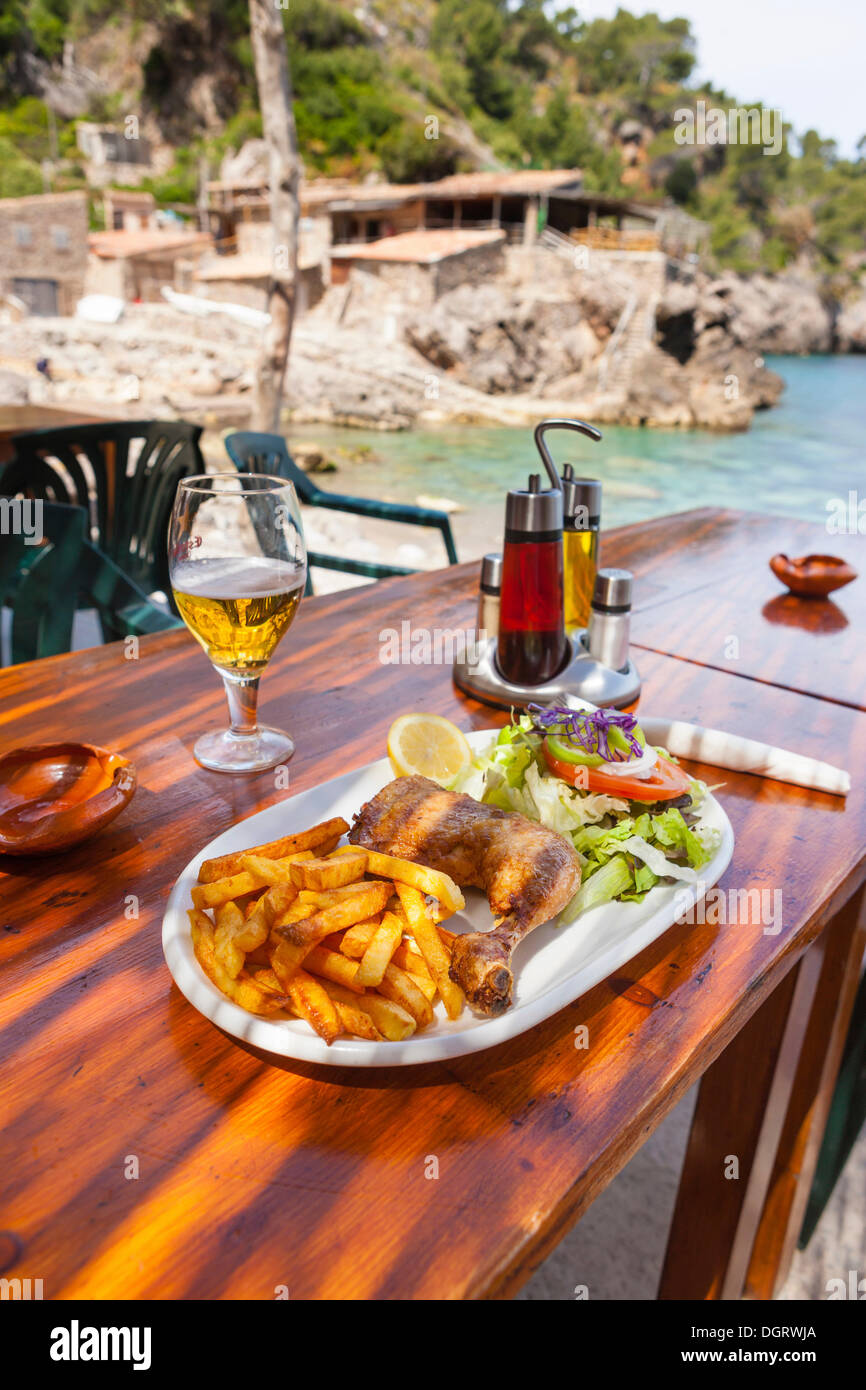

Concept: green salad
[[450, 705, 721, 923]]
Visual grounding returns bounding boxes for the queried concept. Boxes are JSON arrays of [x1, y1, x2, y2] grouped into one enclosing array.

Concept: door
[[11, 278, 59, 315]]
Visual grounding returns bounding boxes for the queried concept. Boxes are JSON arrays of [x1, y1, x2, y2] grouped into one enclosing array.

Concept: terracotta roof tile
[[329, 227, 506, 264], [89, 229, 212, 259]]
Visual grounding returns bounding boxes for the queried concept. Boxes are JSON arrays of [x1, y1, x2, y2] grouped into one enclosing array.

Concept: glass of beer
[[169, 473, 307, 773]]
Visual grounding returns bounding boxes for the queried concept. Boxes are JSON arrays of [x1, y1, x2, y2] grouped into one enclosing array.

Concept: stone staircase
[[533, 230, 667, 395], [596, 254, 666, 393]]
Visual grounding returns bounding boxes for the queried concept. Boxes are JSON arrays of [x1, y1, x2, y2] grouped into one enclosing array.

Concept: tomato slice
[[543, 742, 692, 802]]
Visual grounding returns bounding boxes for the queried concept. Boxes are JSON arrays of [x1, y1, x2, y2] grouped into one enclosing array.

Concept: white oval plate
[[162, 730, 734, 1067]]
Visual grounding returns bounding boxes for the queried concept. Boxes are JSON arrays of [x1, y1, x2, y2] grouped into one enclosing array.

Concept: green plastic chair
[[0, 501, 181, 666], [224, 431, 458, 595], [0, 419, 207, 599]]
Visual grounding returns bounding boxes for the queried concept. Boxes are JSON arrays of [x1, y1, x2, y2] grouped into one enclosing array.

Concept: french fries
[[237, 849, 315, 887], [303, 945, 363, 993], [354, 910, 403, 988], [340, 919, 380, 958], [332, 999, 383, 1042], [197, 817, 349, 883], [377, 962, 435, 1028], [324, 981, 417, 1042], [274, 882, 393, 979], [189, 910, 290, 1016], [332, 845, 464, 917], [290, 852, 367, 891], [188, 815, 467, 1046], [213, 900, 246, 979], [395, 883, 465, 1020], [193, 849, 317, 908], [283, 970, 342, 1046]]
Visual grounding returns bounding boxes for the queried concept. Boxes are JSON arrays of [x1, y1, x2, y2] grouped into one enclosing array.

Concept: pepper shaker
[[477, 552, 502, 640]]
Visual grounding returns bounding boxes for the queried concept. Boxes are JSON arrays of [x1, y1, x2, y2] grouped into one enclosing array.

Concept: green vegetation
[[0, 136, 43, 197], [0, 0, 862, 275]]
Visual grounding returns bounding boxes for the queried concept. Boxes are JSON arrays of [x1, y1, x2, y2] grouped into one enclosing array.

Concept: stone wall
[[432, 238, 505, 297], [191, 263, 324, 315], [236, 216, 332, 273], [0, 191, 89, 315], [342, 238, 507, 308]]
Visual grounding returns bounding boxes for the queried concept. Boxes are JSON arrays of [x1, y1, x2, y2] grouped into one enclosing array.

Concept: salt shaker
[[585, 568, 633, 672]]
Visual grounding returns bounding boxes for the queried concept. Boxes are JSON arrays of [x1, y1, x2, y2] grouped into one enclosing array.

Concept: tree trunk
[[248, 0, 300, 433]]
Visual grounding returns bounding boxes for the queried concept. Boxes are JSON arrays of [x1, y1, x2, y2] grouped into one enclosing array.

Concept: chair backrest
[[0, 419, 206, 596], [0, 500, 180, 665], [0, 500, 85, 663], [223, 431, 314, 595], [224, 431, 319, 504]]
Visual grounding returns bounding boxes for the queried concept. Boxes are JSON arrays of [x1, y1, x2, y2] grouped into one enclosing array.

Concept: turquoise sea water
[[291, 356, 865, 531]]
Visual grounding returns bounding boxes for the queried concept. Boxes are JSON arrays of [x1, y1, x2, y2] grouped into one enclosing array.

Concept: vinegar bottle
[[496, 474, 568, 685]]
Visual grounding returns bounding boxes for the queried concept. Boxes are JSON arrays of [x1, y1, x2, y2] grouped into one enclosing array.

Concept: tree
[[248, 0, 301, 431], [665, 157, 698, 206]]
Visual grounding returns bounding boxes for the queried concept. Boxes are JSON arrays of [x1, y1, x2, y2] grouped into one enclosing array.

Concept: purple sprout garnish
[[527, 704, 643, 762]]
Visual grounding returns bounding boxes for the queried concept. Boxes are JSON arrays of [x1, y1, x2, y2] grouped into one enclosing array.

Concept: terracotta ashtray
[[769, 553, 857, 599], [0, 743, 136, 855]]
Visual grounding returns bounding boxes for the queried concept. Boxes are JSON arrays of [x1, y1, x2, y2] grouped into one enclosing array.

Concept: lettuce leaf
[[619, 835, 700, 883], [559, 854, 634, 924], [450, 716, 719, 924], [648, 806, 718, 867]]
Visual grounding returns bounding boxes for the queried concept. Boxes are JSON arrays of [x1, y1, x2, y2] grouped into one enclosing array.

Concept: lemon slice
[[387, 713, 472, 784]]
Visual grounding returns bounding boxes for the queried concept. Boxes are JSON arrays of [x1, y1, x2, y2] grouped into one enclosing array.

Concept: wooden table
[[0, 406, 105, 466], [1, 508, 864, 1301], [623, 509, 865, 711]]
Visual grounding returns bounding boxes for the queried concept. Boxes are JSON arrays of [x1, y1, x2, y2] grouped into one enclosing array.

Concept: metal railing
[[572, 226, 661, 253]]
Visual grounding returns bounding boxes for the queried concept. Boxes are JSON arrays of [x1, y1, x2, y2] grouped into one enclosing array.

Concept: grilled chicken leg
[[348, 775, 581, 1015]]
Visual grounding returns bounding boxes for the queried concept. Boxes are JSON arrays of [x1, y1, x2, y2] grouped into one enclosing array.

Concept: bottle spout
[[533, 417, 602, 489]]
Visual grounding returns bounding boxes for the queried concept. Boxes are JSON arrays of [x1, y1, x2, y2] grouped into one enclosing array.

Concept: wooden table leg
[[659, 885, 866, 1301], [744, 886, 866, 1299]]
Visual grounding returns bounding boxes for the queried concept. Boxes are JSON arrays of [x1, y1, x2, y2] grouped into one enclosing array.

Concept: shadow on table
[[762, 594, 849, 634]]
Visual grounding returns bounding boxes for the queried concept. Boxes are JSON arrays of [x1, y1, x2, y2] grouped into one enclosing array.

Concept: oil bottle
[[533, 418, 603, 633]]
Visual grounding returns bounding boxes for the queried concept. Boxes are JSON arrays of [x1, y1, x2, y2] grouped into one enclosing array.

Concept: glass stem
[[221, 673, 260, 737]]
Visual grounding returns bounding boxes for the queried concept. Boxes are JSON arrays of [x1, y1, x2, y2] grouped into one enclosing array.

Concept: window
[[14, 224, 32, 248], [51, 226, 70, 252]]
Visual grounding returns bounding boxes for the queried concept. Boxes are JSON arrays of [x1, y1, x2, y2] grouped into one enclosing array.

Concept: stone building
[[76, 122, 153, 188], [0, 190, 89, 316], [102, 189, 156, 232], [329, 228, 507, 307], [192, 254, 324, 315], [85, 228, 214, 302], [206, 168, 675, 256]]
